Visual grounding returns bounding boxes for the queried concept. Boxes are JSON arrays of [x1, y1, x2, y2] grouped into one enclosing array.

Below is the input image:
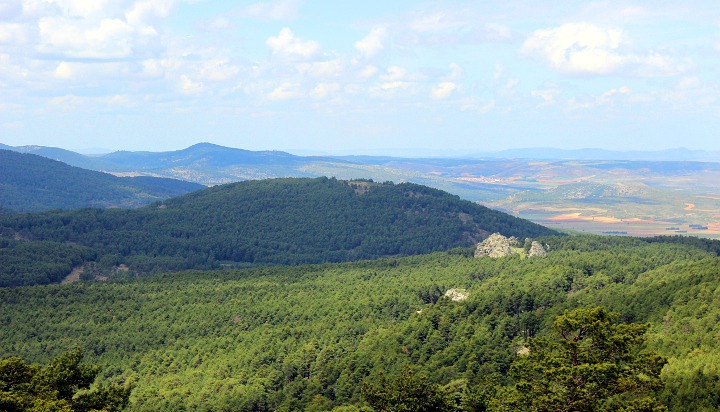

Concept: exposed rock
[[474, 233, 514, 258], [444, 288, 469, 302], [528, 241, 548, 258]]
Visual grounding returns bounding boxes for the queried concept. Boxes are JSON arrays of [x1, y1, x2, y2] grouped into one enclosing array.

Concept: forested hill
[[2, 236, 719, 410], [0, 177, 556, 285], [0, 149, 205, 213]]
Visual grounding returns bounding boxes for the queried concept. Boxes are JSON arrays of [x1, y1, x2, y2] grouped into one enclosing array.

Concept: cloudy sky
[[1, 0, 719, 154]]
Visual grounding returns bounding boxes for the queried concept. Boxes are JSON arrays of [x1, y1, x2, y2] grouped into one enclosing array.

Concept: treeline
[[1, 235, 718, 410], [0, 149, 203, 213], [0, 177, 556, 285], [0, 238, 96, 287]]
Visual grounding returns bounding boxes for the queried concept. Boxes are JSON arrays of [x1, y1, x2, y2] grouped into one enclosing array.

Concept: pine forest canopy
[[0, 177, 556, 286], [1, 235, 719, 410]]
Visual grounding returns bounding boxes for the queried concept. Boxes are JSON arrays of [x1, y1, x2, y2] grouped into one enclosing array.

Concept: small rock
[[528, 241, 548, 258], [444, 288, 469, 301]]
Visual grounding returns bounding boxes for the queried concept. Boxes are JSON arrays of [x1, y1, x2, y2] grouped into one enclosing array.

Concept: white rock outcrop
[[444, 288, 469, 301], [528, 241, 548, 258], [474, 233, 515, 258]]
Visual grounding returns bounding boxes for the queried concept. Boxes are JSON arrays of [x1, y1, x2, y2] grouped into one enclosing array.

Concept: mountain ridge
[[0, 177, 556, 285], [0, 149, 205, 213]]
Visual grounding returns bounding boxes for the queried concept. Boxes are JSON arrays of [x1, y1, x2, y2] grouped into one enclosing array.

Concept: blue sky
[[1, 0, 719, 154]]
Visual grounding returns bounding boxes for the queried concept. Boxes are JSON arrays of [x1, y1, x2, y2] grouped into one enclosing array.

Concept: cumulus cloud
[[443, 63, 464, 81], [37, 17, 136, 59], [408, 12, 463, 33], [310, 82, 340, 99], [459, 97, 495, 114], [242, 0, 300, 20], [267, 28, 320, 59], [431, 82, 457, 99], [522, 22, 686, 76], [16, 0, 175, 60], [267, 82, 302, 100], [355, 27, 386, 58], [298, 59, 344, 78], [0, 23, 32, 44], [359, 65, 378, 78], [531, 87, 561, 105], [522, 23, 625, 74], [380, 66, 406, 81], [179, 74, 204, 94]]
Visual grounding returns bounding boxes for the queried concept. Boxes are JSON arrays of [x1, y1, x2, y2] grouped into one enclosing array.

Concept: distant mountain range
[[3, 143, 719, 187], [2, 142, 342, 185], [0, 150, 204, 213], [3, 142, 720, 238]]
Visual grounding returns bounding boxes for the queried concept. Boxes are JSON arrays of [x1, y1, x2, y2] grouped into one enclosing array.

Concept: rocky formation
[[474, 233, 518, 258], [528, 241, 548, 258], [444, 288, 469, 302], [474, 233, 548, 259]]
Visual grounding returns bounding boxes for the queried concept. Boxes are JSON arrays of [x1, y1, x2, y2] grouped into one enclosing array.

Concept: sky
[[1, 0, 719, 155]]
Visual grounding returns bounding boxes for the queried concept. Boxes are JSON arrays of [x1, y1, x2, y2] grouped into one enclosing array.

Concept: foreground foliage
[[0, 349, 132, 411], [495, 307, 666, 411], [0, 236, 719, 410]]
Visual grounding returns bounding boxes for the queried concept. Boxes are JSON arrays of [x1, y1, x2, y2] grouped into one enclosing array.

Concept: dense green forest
[[0, 177, 555, 286], [1, 235, 718, 411], [0, 149, 204, 213]]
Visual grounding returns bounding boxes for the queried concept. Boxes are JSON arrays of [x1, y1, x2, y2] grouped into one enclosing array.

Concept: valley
[[4, 143, 720, 238], [1, 144, 720, 411]]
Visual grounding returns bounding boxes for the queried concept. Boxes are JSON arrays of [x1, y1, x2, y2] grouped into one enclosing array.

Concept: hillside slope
[[0, 150, 205, 213], [0, 177, 556, 284], [0, 236, 718, 411]]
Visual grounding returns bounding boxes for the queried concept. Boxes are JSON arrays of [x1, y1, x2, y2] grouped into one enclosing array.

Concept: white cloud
[[37, 17, 136, 59], [483, 23, 511, 41], [54, 61, 76, 79], [180, 74, 204, 94], [564, 86, 632, 110], [677, 76, 701, 90], [598, 85, 630, 104], [298, 59, 344, 78], [242, 0, 300, 20], [408, 12, 462, 33], [531, 88, 561, 105], [267, 28, 319, 60], [380, 66, 406, 81], [125, 0, 176, 26], [0, 23, 33, 44], [47, 94, 87, 109], [267, 82, 302, 100], [197, 58, 241, 82], [355, 27, 385, 58], [522, 22, 687, 77], [359, 65, 378, 78], [459, 97, 495, 114], [443, 63, 463, 81], [522, 23, 625, 75], [379, 81, 411, 90], [431, 82, 457, 99], [52, 61, 130, 80], [310, 82, 340, 99], [13, 0, 176, 58]]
